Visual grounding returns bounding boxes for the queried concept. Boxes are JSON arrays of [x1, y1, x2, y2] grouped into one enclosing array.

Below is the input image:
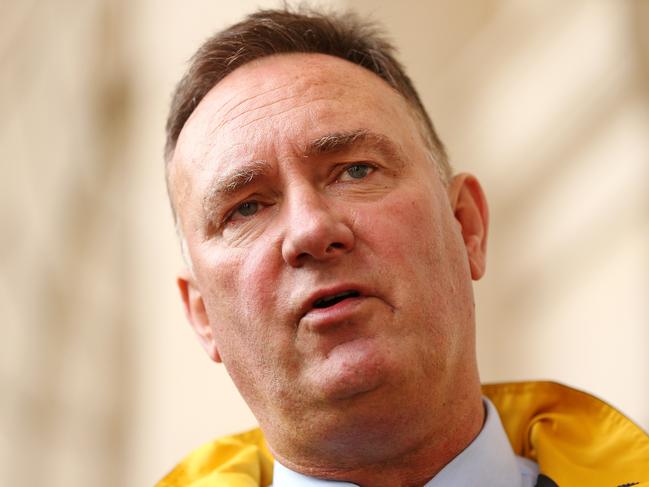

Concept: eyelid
[[223, 194, 277, 227], [335, 162, 377, 181]]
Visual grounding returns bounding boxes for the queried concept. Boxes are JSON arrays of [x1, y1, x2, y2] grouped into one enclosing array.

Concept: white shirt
[[272, 398, 539, 486]]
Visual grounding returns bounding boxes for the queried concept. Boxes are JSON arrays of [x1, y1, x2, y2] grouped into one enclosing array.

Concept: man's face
[[170, 53, 487, 459]]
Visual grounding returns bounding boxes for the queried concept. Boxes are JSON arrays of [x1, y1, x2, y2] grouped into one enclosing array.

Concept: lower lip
[[302, 297, 367, 331]]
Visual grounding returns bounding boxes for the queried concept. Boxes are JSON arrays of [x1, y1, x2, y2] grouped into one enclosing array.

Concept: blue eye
[[345, 164, 372, 179], [234, 201, 259, 218]]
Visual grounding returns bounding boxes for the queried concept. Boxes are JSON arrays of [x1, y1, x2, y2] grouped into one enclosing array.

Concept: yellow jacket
[[156, 382, 649, 487]]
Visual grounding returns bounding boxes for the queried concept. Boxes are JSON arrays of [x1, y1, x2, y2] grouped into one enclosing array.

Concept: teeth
[[313, 290, 360, 309]]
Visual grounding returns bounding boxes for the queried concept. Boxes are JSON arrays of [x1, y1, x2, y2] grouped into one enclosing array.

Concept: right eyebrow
[[213, 159, 272, 195], [202, 159, 272, 216]]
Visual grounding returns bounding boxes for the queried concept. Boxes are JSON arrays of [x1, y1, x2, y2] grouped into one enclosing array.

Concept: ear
[[177, 269, 222, 362], [447, 173, 489, 280]]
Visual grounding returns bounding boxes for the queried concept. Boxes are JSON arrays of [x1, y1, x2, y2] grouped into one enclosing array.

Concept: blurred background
[[1, 0, 647, 485]]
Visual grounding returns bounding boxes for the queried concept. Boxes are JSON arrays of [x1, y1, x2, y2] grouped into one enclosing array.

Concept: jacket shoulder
[[483, 381, 649, 487], [155, 428, 273, 487]]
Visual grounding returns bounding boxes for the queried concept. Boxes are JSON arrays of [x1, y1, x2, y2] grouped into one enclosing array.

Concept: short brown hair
[[165, 7, 450, 177]]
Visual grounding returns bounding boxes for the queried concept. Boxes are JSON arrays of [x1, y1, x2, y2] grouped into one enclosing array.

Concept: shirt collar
[[423, 398, 531, 487], [272, 398, 536, 487]]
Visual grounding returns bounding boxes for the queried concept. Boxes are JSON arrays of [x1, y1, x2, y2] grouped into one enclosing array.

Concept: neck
[[272, 387, 485, 487]]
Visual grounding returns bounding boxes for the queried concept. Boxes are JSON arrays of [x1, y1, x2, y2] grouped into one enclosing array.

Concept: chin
[[312, 336, 393, 401]]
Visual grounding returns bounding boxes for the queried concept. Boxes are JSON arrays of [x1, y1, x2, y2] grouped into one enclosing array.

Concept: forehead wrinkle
[[213, 83, 297, 133], [211, 73, 353, 134], [236, 95, 334, 131]]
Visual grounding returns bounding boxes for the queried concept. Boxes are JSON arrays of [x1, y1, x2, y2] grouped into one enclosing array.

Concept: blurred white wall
[[1, 1, 647, 486]]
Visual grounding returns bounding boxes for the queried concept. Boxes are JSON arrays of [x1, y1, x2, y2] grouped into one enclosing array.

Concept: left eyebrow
[[305, 129, 404, 167]]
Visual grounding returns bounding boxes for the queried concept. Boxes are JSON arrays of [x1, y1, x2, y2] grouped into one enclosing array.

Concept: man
[[158, 8, 649, 487]]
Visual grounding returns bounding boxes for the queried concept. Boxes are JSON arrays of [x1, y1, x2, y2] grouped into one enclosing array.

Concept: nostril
[[326, 242, 345, 252]]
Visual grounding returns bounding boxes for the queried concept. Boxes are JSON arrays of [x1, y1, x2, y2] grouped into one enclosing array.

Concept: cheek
[[237, 236, 287, 318], [353, 189, 451, 265], [198, 237, 290, 358], [353, 188, 472, 324], [198, 236, 278, 310]]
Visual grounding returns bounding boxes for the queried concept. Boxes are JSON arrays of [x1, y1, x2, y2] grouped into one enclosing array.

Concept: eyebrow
[[202, 159, 272, 217], [210, 159, 272, 195], [306, 129, 404, 165]]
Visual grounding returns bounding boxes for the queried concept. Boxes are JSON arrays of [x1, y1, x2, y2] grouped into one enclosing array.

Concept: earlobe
[[177, 270, 222, 362], [448, 173, 489, 281]]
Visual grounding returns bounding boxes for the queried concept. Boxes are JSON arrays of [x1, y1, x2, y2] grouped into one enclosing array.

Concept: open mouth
[[313, 290, 360, 309]]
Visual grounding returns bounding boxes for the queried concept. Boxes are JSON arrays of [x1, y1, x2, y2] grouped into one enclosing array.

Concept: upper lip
[[299, 284, 369, 318]]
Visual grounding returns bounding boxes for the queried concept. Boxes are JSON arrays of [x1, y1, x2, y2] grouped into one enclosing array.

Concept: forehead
[[174, 53, 421, 162]]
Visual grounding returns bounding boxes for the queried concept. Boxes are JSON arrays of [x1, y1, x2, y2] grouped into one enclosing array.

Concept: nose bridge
[[281, 182, 354, 266]]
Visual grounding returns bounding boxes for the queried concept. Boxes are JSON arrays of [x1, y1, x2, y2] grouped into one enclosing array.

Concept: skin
[[168, 53, 489, 487]]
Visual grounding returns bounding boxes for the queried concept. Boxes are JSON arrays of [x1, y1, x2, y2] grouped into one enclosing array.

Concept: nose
[[281, 189, 355, 267]]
